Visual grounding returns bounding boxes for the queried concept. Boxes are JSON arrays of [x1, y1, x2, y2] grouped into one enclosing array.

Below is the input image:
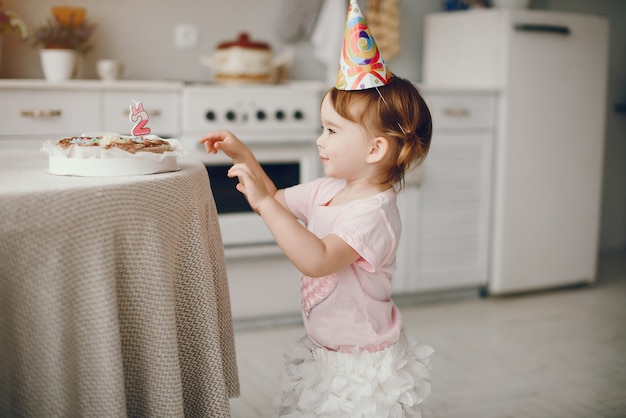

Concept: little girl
[[201, 2, 433, 416], [200, 74, 433, 417]]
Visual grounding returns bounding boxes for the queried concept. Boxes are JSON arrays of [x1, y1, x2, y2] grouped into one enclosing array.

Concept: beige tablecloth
[[0, 150, 239, 417]]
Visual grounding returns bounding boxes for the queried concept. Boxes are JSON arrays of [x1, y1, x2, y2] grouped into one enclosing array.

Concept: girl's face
[[316, 94, 372, 181]]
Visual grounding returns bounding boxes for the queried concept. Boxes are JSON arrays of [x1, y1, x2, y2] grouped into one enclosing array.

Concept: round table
[[0, 150, 239, 417]]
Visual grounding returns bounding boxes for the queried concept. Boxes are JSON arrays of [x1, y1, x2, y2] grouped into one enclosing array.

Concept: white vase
[[39, 49, 77, 82]]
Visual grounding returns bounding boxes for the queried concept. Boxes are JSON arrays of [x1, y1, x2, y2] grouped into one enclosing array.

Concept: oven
[[181, 82, 326, 320], [201, 145, 320, 250], [182, 82, 325, 252]]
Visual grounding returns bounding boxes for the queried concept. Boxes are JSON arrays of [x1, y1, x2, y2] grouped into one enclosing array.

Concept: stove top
[[184, 80, 327, 89], [182, 81, 326, 142]]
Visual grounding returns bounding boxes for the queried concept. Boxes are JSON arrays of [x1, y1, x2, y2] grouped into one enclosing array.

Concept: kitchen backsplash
[[0, 0, 441, 83]]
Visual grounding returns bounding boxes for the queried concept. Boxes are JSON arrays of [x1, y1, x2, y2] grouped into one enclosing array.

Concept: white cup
[[97, 59, 123, 81]]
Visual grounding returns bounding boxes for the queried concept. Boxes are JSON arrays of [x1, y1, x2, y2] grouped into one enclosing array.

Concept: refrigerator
[[422, 9, 609, 294]]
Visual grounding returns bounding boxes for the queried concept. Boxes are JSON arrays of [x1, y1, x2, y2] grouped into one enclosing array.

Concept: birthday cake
[[41, 133, 182, 177], [56, 134, 173, 154]]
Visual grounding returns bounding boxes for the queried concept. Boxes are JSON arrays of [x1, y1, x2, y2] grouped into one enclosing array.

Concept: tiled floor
[[229, 252, 626, 417]]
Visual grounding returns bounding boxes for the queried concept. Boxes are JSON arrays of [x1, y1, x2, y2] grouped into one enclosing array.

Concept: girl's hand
[[228, 163, 271, 213], [199, 130, 252, 163], [200, 129, 281, 204]]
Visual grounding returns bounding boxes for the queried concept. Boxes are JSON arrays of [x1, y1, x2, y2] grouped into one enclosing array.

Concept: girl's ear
[[366, 136, 389, 164]]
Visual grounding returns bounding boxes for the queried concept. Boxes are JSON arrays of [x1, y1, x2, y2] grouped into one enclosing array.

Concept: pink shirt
[[284, 177, 402, 353]]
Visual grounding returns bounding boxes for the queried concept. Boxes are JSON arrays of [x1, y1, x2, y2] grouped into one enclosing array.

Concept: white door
[[490, 12, 609, 292]]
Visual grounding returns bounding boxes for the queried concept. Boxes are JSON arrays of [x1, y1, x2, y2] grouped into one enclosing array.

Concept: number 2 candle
[[129, 100, 151, 136]]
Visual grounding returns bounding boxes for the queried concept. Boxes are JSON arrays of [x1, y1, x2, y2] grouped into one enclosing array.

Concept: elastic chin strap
[[375, 86, 407, 135]]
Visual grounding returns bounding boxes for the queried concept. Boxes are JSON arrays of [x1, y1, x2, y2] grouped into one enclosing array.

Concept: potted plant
[[0, 1, 28, 75], [31, 6, 95, 81]]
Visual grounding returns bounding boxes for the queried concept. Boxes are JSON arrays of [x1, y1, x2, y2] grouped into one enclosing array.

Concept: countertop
[[0, 79, 185, 91], [0, 78, 499, 95]]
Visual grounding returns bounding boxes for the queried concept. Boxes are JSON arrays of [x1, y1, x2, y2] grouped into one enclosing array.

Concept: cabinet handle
[[20, 109, 62, 118], [514, 23, 570, 35], [122, 108, 162, 117], [442, 107, 470, 118]]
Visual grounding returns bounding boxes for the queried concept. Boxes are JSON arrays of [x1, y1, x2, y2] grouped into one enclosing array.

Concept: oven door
[[204, 143, 320, 248]]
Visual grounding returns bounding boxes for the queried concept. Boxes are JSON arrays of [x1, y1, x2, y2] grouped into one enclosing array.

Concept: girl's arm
[[201, 130, 356, 276], [228, 163, 360, 277], [259, 197, 360, 277]]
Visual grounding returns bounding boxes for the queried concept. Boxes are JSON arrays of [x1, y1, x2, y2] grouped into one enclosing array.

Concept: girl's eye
[[327, 128, 336, 134]]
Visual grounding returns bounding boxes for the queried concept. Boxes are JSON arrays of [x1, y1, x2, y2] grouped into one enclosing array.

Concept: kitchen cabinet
[[0, 90, 100, 140], [394, 89, 496, 294], [0, 80, 183, 150]]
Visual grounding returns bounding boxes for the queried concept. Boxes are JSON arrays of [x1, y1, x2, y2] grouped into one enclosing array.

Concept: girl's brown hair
[[328, 76, 432, 188]]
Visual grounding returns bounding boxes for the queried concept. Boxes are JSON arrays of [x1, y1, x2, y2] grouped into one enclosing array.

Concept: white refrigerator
[[422, 9, 609, 294]]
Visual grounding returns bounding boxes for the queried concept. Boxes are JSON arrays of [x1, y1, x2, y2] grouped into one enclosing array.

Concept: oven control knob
[[275, 110, 285, 121], [225, 110, 236, 121], [205, 110, 216, 121], [256, 110, 267, 121], [293, 110, 304, 120]]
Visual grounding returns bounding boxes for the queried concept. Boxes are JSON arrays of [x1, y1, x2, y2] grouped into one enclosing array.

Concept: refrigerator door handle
[[514, 23, 570, 35]]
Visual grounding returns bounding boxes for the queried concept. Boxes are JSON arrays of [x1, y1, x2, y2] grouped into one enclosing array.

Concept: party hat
[[336, 0, 391, 91]]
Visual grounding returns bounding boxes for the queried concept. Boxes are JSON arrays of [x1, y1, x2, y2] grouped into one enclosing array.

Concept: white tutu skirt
[[273, 330, 433, 417]]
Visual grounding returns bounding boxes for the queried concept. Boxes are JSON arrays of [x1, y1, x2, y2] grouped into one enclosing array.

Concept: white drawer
[[425, 93, 496, 131], [0, 90, 101, 136], [103, 91, 180, 137]]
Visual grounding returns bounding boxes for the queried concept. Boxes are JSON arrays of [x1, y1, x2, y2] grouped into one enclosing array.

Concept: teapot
[[199, 32, 293, 83]]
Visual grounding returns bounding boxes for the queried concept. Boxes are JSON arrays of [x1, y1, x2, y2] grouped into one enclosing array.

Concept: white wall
[[0, 0, 440, 82]]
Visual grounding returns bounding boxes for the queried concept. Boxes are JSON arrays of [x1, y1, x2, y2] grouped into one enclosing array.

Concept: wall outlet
[[174, 23, 198, 49]]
